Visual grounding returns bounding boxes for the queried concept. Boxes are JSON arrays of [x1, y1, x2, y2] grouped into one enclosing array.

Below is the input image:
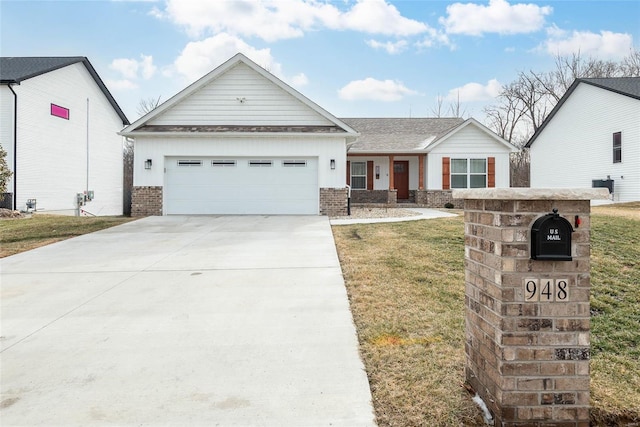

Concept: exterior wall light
[[145, 159, 152, 170], [330, 159, 336, 170]]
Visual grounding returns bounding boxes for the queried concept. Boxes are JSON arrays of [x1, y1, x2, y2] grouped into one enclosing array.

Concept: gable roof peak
[[121, 52, 357, 137]]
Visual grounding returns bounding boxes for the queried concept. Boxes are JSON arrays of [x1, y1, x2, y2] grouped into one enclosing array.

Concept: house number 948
[[524, 278, 569, 302]]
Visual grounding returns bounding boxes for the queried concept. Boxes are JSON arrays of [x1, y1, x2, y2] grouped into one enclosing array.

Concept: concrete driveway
[[1, 216, 375, 426]]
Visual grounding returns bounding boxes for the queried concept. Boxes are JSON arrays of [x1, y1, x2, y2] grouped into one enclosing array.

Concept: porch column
[[388, 155, 395, 190], [418, 155, 425, 190]]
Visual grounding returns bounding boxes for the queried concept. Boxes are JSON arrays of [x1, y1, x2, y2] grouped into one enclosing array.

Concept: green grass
[[333, 208, 640, 426], [589, 212, 640, 425], [0, 214, 134, 257]]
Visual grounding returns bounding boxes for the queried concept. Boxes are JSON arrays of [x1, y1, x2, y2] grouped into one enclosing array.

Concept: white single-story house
[[342, 117, 518, 207], [121, 53, 516, 216], [0, 56, 129, 215], [120, 53, 358, 216], [526, 77, 640, 203]]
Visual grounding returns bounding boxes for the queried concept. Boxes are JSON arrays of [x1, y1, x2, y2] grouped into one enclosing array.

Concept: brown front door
[[393, 161, 409, 200]]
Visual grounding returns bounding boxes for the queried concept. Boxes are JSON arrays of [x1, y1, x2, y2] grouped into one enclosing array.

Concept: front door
[[393, 161, 409, 200]]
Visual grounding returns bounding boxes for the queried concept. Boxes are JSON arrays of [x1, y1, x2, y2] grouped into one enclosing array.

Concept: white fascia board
[[119, 131, 353, 138]]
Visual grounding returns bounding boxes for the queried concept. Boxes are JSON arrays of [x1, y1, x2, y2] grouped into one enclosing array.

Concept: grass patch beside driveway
[[0, 214, 134, 258], [333, 209, 640, 426]]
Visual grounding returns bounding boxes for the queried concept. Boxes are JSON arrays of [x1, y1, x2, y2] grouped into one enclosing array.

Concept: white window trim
[[450, 158, 487, 189], [351, 161, 367, 190]]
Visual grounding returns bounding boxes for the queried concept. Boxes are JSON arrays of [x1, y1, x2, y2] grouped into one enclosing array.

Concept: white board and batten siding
[[426, 124, 511, 190], [148, 63, 334, 127], [530, 83, 640, 203], [0, 86, 16, 193], [4, 63, 124, 215]]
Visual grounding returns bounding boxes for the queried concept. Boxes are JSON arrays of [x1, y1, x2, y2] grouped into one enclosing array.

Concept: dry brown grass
[[592, 201, 640, 220], [333, 218, 486, 426], [333, 204, 640, 426], [0, 214, 134, 257]]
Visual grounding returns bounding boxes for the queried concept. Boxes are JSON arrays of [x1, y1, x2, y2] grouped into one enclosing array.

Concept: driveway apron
[[1, 216, 375, 426]]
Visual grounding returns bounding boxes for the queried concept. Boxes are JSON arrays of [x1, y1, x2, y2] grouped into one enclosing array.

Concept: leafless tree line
[[483, 49, 640, 186]]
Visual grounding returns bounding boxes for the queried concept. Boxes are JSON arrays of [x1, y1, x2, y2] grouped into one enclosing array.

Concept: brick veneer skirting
[[320, 188, 348, 216], [416, 190, 463, 208], [131, 186, 162, 217]]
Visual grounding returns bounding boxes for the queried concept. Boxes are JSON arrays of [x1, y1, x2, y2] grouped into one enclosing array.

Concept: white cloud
[[291, 73, 309, 87], [105, 79, 139, 91], [415, 28, 455, 50], [338, 77, 417, 101], [109, 54, 157, 80], [541, 26, 634, 59], [173, 33, 282, 82], [338, 0, 428, 36], [446, 79, 502, 102], [154, 0, 429, 41], [366, 39, 408, 54], [440, 0, 552, 36]]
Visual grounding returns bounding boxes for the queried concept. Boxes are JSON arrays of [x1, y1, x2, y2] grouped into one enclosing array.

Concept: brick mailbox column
[[452, 188, 609, 426]]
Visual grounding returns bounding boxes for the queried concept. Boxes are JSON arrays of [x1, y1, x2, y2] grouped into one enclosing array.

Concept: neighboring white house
[[120, 53, 358, 216], [342, 117, 517, 207], [526, 77, 640, 203], [0, 57, 129, 215]]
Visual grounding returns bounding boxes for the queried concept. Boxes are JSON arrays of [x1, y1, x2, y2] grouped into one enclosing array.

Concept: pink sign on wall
[[51, 104, 69, 120]]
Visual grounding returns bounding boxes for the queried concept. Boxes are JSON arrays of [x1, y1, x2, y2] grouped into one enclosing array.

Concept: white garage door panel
[[165, 157, 318, 214]]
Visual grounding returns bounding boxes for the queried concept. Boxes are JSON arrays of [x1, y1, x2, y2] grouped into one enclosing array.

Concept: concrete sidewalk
[[1, 216, 375, 426], [330, 207, 458, 225]]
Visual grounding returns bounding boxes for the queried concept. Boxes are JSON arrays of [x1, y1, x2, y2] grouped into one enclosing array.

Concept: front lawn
[[332, 206, 640, 426], [0, 214, 134, 257]]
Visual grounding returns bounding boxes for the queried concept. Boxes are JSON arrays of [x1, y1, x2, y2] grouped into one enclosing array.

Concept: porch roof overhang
[[346, 150, 427, 155]]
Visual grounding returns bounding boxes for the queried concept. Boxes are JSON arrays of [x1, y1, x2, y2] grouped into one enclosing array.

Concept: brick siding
[[320, 187, 348, 216], [131, 186, 162, 217]]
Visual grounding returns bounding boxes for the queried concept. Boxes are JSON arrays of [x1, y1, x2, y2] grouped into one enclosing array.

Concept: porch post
[[388, 155, 395, 190], [418, 155, 425, 190]]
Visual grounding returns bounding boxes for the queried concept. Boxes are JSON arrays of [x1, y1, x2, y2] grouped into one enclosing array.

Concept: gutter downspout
[[8, 84, 18, 211]]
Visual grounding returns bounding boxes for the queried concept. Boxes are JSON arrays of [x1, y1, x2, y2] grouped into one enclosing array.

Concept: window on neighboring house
[[613, 132, 622, 163], [51, 104, 69, 120], [451, 158, 487, 189], [351, 161, 366, 189]]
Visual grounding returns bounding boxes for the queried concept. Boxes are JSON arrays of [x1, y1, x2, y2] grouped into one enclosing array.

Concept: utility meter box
[[531, 209, 573, 261]]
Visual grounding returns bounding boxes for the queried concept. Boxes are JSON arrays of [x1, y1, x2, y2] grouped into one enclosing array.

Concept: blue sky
[[2, 0, 638, 122]]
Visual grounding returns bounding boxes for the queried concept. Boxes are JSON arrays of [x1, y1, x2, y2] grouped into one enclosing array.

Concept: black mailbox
[[531, 209, 573, 261]]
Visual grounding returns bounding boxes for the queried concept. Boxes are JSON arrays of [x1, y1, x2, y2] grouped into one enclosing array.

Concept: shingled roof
[[341, 117, 464, 152], [0, 56, 129, 125]]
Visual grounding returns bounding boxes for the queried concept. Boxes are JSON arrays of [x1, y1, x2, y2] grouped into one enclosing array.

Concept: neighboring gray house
[[343, 117, 517, 207], [0, 57, 129, 214], [526, 77, 640, 203]]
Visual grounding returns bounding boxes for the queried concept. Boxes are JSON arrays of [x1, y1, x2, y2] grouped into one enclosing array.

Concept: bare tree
[[482, 48, 639, 188], [430, 94, 445, 117], [136, 96, 162, 118]]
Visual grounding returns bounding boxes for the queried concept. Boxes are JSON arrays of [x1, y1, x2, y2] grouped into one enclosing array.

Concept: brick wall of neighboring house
[[319, 187, 348, 216], [460, 195, 592, 426], [131, 186, 162, 217]]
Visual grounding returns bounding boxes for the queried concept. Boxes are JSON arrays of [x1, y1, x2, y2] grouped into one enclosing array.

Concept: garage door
[[164, 157, 318, 215]]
